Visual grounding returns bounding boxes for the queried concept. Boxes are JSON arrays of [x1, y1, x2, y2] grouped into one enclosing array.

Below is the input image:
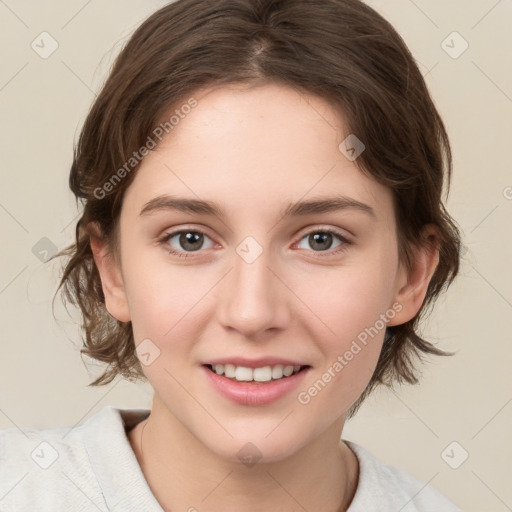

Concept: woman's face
[[107, 83, 413, 462]]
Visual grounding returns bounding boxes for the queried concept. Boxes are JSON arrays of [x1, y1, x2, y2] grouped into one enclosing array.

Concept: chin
[[202, 428, 310, 466]]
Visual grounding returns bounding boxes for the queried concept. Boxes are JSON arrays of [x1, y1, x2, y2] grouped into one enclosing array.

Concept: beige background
[[1, 1, 511, 510]]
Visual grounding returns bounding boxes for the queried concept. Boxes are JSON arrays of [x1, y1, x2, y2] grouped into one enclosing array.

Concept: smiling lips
[[203, 357, 310, 382], [202, 363, 311, 406]]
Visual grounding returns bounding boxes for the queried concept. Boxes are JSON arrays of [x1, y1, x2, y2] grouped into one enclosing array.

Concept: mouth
[[203, 363, 311, 384]]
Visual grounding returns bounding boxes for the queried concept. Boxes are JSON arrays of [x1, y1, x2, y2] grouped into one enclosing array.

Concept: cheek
[[293, 254, 397, 352], [121, 244, 202, 343], [292, 250, 397, 404], [295, 274, 389, 416]]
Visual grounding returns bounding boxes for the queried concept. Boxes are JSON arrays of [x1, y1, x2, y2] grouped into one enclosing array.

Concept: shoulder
[[0, 406, 153, 512], [0, 412, 105, 511], [345, 441, 462, 512]]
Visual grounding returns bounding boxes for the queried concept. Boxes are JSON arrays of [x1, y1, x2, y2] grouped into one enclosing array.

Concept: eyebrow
[[139, 194, 376, 220]]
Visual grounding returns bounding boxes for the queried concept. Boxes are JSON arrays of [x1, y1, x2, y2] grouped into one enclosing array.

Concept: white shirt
[[0, 406, 461, 511]]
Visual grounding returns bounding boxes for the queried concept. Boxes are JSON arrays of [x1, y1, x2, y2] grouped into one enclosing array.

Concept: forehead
[[122, 83, 394, 223]]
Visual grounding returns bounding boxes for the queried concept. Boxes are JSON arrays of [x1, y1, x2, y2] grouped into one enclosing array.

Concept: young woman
[[0, 1, 462, 510]]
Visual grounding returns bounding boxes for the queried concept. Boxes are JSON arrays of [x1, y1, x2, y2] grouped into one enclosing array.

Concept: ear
[[386, 224, 440, 327], [88, 222, 131, 323]]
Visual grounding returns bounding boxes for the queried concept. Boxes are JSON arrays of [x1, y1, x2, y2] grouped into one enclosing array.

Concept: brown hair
[[53, 0, 461, 418]]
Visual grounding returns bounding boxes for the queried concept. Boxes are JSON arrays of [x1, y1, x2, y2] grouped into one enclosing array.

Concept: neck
[[128, 400, 359, 512]]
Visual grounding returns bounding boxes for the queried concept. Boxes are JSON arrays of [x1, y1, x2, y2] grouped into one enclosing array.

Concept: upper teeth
[[212, 364, 302, 382]]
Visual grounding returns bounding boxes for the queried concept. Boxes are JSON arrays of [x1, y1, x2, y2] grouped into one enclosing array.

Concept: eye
[[158, 226, 352, 259], [295, 228, 351, 256], [158, 228, 215, 258]]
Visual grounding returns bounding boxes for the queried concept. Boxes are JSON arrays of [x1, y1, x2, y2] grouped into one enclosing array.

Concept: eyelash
[[157, 227, 352, 260]]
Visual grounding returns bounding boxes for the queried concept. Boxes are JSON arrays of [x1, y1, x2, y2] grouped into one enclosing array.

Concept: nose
[[216, 243, 291, 338]]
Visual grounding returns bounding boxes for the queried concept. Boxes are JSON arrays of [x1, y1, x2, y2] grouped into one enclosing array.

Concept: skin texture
[[90, 83, 439, 512]]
